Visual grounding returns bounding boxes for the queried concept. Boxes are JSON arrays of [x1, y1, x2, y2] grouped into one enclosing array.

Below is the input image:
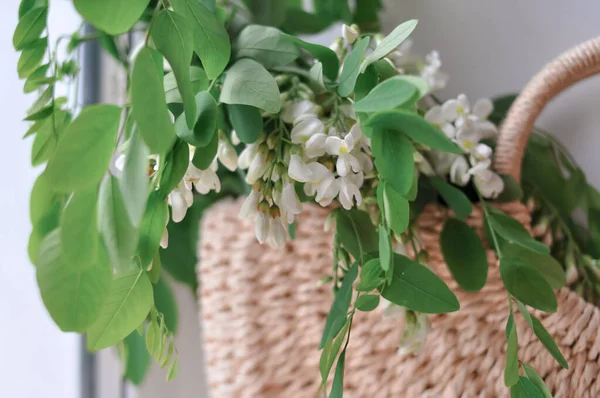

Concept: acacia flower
[[325, 131, 361, 177], [291, 115, 325, 144]]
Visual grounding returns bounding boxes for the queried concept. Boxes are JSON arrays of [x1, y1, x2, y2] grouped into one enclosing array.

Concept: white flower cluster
[[424, 94, 504, 198], [237, 98, 373, 248]]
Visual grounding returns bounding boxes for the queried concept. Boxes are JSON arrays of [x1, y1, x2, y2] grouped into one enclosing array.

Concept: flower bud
[[342, 24, 360, 45]]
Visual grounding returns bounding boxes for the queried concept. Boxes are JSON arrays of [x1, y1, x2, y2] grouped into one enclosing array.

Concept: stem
[[476, 189, 503, 260]]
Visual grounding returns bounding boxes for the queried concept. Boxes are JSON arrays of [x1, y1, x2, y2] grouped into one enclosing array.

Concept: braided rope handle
[[494, 36, 600, 182]]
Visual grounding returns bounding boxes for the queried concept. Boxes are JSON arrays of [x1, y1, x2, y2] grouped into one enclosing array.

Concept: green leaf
[[489, 94, 518, 125], [166, 356, 179, 381], [74, 0, 149, 35], [227, 104, 263, 144], [164, 66, 209, 104], [488, 209, 550, 254], [30, 172, 60, 225], [531, 316, 568, 369], [354, 64, 379, 101], [13, 6, 47, 50], [503, 245, 565, 289], [132, 47, 176, 154], [393, 75, 429, 98], [429, 177, 473, 220], [120, 129, 150, 228], [175, 91, 218, 147], [356, 258, 384, 292], [380, 253, 460, 314], [124, 331, 152, 385], [17, 38, 47, 79], [191, 131, 218, 170], [372, 59, 398, 80], [338, 37, 370, 97], [61, 189, 99, 268], [87, 269, 153, 351], [441, 219, 488, 292], [23, 63, 51, 93], [505, 315, 519, 386], [283, 35, 340, 81], [379, 182, 409, 235], [220, 58, 281, 113], [148, 252, 162, 284], [319, 262, 358, 349], [366, 110, 463, 153], [247, 0, 287, 27], [235, 25, 299, 68], [170, 0, 231, 79], [511, 377, 544, 398], [329, 349, 346, 398], [499, 255, 557, 312], [353, 77, 417, 113], [320, 318, 350, 384], [46, 104, 121, 193], [98, 176, 139, 271], [371, 130, 414, 195], [335, 209, 378, 263], [282, 9, 331, 35], [37, 232, 111, 332], [154, 278, 178, 333], [314, 0, 352, 23], [158, 139, 190, 197], [378, 225, 392, 272], [138, 192, 168, 268], [360, 19, 418, 72], [522, 363, 553, 398], [19, 0, 46, 19], [151, 10, 196, 129], [355, 294, 380, 312]]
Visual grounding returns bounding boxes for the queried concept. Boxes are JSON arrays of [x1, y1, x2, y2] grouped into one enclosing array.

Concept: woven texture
[[199, 199, 600, 398]]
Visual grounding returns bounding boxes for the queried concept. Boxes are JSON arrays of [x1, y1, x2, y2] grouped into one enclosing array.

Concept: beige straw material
[[495, 36, 600, 182], [199, 199, 600, 398]]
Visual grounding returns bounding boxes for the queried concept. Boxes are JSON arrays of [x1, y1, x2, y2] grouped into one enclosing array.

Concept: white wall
[[0, 3, 81, 398]]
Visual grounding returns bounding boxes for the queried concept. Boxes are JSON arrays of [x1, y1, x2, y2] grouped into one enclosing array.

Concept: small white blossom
[[291, 115, 325, 144], [240, 189, 261, 220], [329, 37, 345, 59], [280, 182, 302, 223], [282, 100, 320, 124], [168, 180, 193, 223], [190, 160, 221, 195], [325, 132, 361, 176], [304, 132, 329, 158], [217, 138, 238, 172], [246, 151, 270, 184], [470, 166, 504, 199], [288, 154, 314, 183], [255, 213, 270, 244], [230, 130, 241, 146], [266, 216, 287, 248], [449, 156, 470, 187], [238, 144, 258, 170], [338, 172, 363, 210], [342, 24, 359, 45]]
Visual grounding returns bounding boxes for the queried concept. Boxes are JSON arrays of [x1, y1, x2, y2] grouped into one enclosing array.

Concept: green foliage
[[441, 219, 488, 292], [138, 192, 169, 268], [500, 255, 557, 312], [356, 258, 384, 292], [510, 377, 544, 398], [355, 294, 380, 312], [170, 0, 231, 79], [13, 5, 47, 50], [488, 208, 550, 254], [504, 313, 519, 386], [335, 209, 378, 264], [360, 19, 418, 72], [124, 331, 152, 385], [46, 105, 121, 193], [353, 77, 417, 113], [175, 91, 218, 147], [371, 129, 414, 195], [120, 129, 151, 228], [380, 254, 460, 314], [429, 177, 473, 220], [378, 182, 409, 235], [164, 67, 209, 104], [132, 47, 176, 154], [220, 58, 281, 113], [87, 269, 153, 351], [227, 104, 263, 144], [283, 35, 340, 81], [151, 10, 197, 129], [338, 37, 370, 97], [153, 278, 179, 333], [74, 0, 149, 35], [522, 363, 554, 398], [60, 189, 99, 268], [235, 25, 299, 68]]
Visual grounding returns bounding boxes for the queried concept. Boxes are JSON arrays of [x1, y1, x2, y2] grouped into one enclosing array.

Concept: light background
[[1, 1, 599, 397]]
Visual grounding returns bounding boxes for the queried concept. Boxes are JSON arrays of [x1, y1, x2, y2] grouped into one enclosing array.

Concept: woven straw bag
[[198, 37, 600, 398]]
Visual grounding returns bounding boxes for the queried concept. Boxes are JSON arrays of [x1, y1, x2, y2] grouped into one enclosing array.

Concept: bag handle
[[494, 37, 600, 182]]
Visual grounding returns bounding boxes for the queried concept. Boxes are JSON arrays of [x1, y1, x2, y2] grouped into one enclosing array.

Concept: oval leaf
[[87, 269, 153, 351], [138, 192, 168, 268], [338, 37, 370, 97], [355, 294, 380, 312], [61, 189, 99, 268], [430, 177, 473, 220], [380, 182, 409, 235], [488, 209, 550, 254], [335, 209, 378, 263], [170, 0, 231, 79], [500, 256, 557, 312], [361, 19, 418, 72], [175, 91, 218, 147], [132, 47, 176, 154], [191, 131, 218, 170], [74, 0, 149, 35], [366, 110, 463, 153], [13, 6, 47, 50], [227, 104, 263, 144], [151, 10, 196, 128], [441, 219, 488, 291], [283, 35, 340, 82], [120, 129, 150, 228], [46, 104, 121, 193], [235, 25, 299, 68], [353, 77, 417, 113], [371, 130, 414, 195], [220, 58, 281, 113], [164, 66, 209, 104], [380, 254, 460, 314], [504, 244, 565, 289]]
